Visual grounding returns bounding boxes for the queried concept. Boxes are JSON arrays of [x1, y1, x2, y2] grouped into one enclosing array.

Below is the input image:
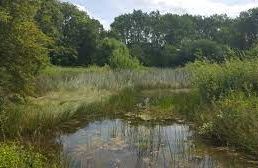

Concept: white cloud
[[75, 4, 110, 30], [131, 0, 258, 17]]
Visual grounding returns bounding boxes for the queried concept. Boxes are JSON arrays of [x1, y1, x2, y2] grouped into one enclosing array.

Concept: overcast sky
[[63, 0, 258, 29]]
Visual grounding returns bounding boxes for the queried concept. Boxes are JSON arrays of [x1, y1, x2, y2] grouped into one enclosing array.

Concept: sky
[[63, 0, 258, 30]]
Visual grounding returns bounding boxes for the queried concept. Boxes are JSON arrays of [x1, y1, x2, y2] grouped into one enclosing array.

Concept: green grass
[[37, 66, 190, 93], [1, 88, 111, 137], [73, 88, 139, 120]]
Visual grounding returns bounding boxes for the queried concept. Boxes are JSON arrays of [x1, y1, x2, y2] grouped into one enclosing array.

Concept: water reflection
[[59, 119, 253, 168]]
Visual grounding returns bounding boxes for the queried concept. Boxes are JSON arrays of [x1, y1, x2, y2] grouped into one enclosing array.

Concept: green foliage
[[110, 8, 258, 67], [246, 44, 258, 59], [212, 92, 258, 154], [0, 143, 47, 168], [237, 8, 258, 49], [188, 59, 258, 102], [160, 45, 179, 67], [0, 0, 49, 97], [177, 39, 231, 66], [183, 58, 258, 155], [1, 0, 258, 160], [155, 88, 258, 155], [97, 38, 140, 69], [36, 0, 104, 66], [35, 0, 63, 39], [1, 66, 189, 138], [109, 47, 140, 69]]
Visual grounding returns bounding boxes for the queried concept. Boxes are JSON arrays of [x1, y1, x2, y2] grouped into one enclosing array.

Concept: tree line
[[111, 9, 258, 67], [1, 0, 258, 98], [36, 1, 258, 68]]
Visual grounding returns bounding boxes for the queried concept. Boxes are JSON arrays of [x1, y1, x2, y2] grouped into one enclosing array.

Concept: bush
[[187, 59, 258, 155], [246, 44, 258, 59], [211, 92, 258, 154], [0, 143, 47, 168], [109, 48, 140, 69], [97, 38, 141, 69], [188, 59, 258, 102]]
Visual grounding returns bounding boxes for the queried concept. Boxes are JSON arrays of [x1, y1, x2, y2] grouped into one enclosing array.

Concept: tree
[[0, 0, 49, 97], [176, 39, 231, 66], [36, 1, 105, 66], [236, 8, 258, 49], [160, 45, 179, 67], [161, 14, 195, 46]]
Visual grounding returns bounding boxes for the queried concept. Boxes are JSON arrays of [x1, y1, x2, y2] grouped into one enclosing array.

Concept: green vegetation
[[98, 38, 141, 69], [1, 0, 258, 166], [2, 67, 189, 137], [0, 0, 49, 98], [189, 60, 258, 155], [111, 9, 258, 67], [146, 60, 258, 156], [0, 143, 53, 168], [189, 59, 258, 102]]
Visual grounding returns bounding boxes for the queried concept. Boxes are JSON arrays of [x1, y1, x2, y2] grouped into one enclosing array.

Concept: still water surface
[[59, 119, 255, 168]]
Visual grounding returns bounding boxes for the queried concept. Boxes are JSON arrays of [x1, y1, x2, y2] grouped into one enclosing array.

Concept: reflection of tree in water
[[115, 122, 217, 168], [60, 120, 242, 168]]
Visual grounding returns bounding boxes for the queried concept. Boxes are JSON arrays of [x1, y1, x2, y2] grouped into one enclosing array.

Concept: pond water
[[58, 118, 255, 168]]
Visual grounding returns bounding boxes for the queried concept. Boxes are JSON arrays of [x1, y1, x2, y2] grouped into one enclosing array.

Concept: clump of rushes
[[75, 88, 139, 117]]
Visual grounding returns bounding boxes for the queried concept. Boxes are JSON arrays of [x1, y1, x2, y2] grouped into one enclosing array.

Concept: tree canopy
[[0, 0, 49, 97], [111, 9, 258, 66]]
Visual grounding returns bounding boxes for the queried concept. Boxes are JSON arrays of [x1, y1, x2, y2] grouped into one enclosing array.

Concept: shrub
[[246, 44, 258, 59], [0, 143, 47, 168], [187, 59, 258, 155], [188, 59, 258, 102], [211, 92, 258, 154], [97, 38, 141, 69], [109, 47, 140, 69]]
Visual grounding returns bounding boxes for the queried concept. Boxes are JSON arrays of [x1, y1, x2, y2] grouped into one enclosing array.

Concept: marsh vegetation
[[1, 0, 258, 167]]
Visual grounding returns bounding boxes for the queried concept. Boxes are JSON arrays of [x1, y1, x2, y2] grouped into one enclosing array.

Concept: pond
[[58, 118, 255, 168]]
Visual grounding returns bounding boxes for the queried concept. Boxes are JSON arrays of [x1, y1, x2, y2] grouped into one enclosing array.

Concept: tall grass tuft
[[37, 67, 190, 93]]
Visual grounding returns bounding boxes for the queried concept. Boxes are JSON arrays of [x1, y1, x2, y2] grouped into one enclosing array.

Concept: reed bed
[[37, 68, 190, 93]]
